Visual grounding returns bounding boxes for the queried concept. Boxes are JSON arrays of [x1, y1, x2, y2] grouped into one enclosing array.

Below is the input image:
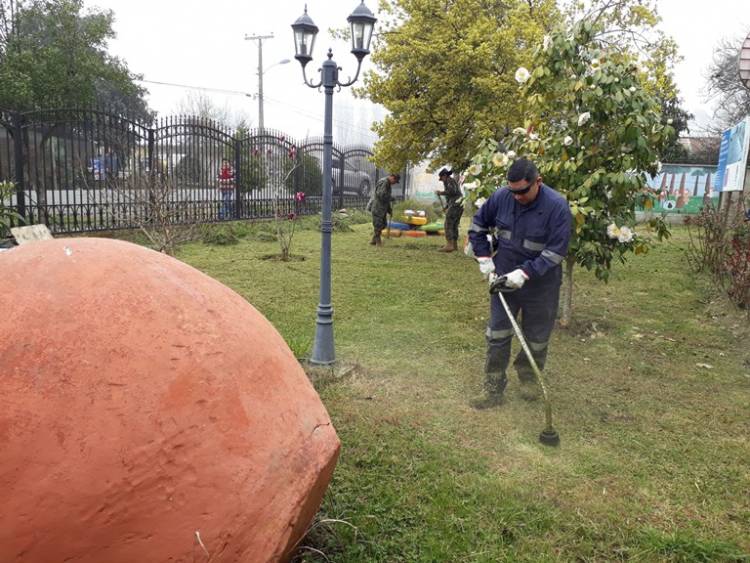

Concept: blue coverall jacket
[[468, 184, 572, 287]]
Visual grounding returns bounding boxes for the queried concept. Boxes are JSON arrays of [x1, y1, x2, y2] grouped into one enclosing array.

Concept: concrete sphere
[[0, 238, 340, 562]]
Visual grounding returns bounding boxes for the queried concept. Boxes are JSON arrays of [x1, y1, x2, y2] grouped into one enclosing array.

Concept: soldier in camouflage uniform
[[436, 168, 464, 252], [369, 173, 400, 246]]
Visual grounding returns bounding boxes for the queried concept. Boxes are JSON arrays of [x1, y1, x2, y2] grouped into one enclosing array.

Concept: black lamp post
[[292, 2, 376, 365]]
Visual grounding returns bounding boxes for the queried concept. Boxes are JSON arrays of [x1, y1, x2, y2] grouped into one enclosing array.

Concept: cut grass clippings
[[176, 223, 750, 562]]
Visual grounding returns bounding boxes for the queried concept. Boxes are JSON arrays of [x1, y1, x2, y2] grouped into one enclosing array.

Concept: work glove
[[503, 268, 529, 289], [477, 257, 495, 279]]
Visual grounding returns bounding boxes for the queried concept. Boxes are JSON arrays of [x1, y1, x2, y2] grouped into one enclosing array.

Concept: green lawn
[[178, 222, 750, 562]]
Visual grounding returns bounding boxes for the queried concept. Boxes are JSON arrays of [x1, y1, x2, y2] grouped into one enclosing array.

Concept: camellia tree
[[463, 17, 674, 325]]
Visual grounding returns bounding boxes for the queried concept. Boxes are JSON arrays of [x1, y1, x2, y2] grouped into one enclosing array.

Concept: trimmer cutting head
[[539, 428, 560, 447]]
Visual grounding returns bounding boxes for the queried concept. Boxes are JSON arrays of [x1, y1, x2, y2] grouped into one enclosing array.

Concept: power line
[[137, 78, 254, 98]]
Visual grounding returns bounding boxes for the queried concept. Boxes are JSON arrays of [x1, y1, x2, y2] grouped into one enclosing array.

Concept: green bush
[[286, 153, 323, 196], [246, 222, 278, 242], [236, 153, 268, 193], [0, 181, 22, 238], [200, 224, 239, 246], [340, 209, 371, 225]]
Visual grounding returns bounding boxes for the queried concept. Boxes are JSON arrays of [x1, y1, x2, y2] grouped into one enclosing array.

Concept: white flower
[[577, 112, 591, 126], [492, 152, 510, 167], [629, 86, 636, 93], [475, 197, 487, 208], [512, 127, 527, 136], [614, 78, 620, 83], [463, 181, 480, 191], [590, 84, 596, 90], [529, 133, 539, 141], [543, 35, 552, 50], [591, 58, 601, 69], [515, 67, 530, 84], [654, 161, 662, 173], [467, 163, 483, 176], [563, 135, 574, 146], [507, 150, 516, 159], [618, 226, 634, 243], [667, 118, 673, 125], [606, 223, 620, 239]]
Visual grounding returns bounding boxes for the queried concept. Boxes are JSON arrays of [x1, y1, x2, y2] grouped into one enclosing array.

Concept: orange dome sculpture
[[0, 238, 340, 562]]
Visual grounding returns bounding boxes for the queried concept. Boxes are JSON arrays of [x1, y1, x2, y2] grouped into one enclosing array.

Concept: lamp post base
[[310, 322, 335, 365]]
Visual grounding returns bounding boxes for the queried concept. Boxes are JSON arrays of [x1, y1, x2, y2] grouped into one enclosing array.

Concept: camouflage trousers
[[444, 205, 464, 242], [372, 210, 388, 236]]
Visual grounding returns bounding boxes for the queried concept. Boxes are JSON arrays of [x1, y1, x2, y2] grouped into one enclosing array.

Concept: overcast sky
[[88, 0, 750, 143]]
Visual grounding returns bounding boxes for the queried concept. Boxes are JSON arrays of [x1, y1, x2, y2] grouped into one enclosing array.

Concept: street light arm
[[336, 58, 364, 88], [301, 64, 324, 89]]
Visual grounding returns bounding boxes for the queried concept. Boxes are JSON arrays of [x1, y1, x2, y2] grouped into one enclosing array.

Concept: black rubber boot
[[470, 337, 511, 410], [470, 373, 507, 410]]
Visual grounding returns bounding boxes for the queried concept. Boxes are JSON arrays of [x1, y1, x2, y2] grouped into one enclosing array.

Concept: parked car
[[331, 158, 373, 197]]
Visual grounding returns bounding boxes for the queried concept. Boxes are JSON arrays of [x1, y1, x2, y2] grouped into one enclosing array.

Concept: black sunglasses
[[508, 181, 534, 195]]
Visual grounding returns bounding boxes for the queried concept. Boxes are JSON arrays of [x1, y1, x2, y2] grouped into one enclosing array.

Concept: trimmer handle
[[488, 274, 517, 294]]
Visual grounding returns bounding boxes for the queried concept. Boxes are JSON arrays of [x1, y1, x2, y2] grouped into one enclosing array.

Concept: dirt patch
[[303, 361, 365, 391], [560, 316, 615, 338]]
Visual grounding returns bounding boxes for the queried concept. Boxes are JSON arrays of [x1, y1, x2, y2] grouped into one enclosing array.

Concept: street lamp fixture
[[348, 1, 377, 61], [291, 2, 376, 366], [292, 6, 318, 67]]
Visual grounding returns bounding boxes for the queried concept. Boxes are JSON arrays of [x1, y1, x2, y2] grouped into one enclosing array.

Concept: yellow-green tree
[[360, 0, 559, 171]]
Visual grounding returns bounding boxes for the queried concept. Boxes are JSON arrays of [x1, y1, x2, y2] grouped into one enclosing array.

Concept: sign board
[[639, 164, 719, 214], [740, 32, 750, 90], [715, 116, 750, 192], [11, 224, 53, 245]]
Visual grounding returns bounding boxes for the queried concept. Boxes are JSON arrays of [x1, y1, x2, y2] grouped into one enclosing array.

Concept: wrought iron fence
[[0, 108, 406, 234]]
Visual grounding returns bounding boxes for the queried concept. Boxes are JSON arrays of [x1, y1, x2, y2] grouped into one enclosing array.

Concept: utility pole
[[244, 33, 274, 131]]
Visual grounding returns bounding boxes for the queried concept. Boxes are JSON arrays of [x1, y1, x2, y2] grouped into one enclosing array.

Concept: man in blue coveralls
[[468, 158, 572, 409]]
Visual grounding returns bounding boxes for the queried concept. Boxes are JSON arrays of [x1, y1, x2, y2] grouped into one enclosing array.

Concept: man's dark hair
[[389, 173, 401, 182], [507, 158, 538, 183]]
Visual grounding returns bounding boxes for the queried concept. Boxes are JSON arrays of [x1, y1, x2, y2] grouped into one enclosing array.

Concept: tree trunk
[[560, 256, 575, 328]]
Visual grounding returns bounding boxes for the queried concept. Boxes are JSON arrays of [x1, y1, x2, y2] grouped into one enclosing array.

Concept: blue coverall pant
[[485, 281, 561, 392]]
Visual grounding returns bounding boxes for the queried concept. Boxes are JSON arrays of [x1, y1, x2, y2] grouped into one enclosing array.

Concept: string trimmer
[[488, 274, 560, 447]]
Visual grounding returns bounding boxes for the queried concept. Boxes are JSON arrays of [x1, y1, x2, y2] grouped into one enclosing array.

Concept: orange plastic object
[[403, 230, 427, 238], [0, 238, 340, 563]]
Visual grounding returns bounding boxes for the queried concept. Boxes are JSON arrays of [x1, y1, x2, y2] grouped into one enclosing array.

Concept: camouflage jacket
[[439, 177, 463, 208], [371, 178, 393, 214]]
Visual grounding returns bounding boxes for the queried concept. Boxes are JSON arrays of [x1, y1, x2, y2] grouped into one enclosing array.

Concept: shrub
[[1, 181, 22, 238], [200, 224, 239, 246], [286, 153, 323, 196]]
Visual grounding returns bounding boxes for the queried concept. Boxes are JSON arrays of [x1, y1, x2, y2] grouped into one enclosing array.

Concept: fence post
[[337, 153, 345, 210], [234, 139, 242, 219], [147, 127, 155, 175], [12, 112, 26, 220]]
